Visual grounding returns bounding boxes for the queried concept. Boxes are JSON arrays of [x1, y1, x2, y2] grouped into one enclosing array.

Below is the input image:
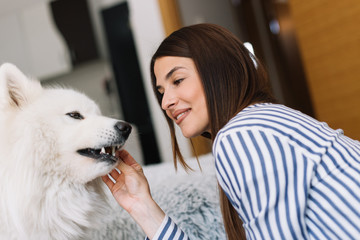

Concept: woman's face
[[154, 56, 210, 138]]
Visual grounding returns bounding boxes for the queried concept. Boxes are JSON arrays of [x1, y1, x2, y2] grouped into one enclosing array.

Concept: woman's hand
[[102, 150, 150, 213], [102, 150, 165, 239]]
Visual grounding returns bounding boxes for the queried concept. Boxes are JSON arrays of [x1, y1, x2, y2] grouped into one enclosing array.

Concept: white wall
[[0, 0, 71, 79]]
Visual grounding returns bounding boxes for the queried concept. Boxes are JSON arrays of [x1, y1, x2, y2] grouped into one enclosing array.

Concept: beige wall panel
[[289, 0, 360, 139], [157, 0, 182, 36]]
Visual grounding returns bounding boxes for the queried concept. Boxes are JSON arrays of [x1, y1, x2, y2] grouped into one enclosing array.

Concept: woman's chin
[[181, 128, 203, 139]]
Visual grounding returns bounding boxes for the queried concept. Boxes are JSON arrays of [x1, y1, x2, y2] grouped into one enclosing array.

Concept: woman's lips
[[174, 109, 190, 124]]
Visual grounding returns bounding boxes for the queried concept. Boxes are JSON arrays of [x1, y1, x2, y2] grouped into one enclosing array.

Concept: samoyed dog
[[0, 63, 132, 239]]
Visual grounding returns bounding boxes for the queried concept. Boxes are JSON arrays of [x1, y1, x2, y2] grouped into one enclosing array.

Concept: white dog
[[0, 63, 132, 240]]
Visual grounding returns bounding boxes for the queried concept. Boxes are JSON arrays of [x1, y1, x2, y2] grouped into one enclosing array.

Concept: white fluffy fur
[[0, 63, 126, 239]]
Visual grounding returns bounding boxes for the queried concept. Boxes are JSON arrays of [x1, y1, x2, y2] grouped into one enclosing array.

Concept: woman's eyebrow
[[166, 66, 185, 80], [156, 66, 186, 90]]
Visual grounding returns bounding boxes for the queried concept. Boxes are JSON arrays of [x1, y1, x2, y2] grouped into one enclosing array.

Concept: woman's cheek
[[166, 110, 173, 121]]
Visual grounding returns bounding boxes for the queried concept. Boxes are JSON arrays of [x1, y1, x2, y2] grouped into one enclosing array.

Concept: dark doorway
[[50, 0, 99, 66], [101, 2, 161, 165]]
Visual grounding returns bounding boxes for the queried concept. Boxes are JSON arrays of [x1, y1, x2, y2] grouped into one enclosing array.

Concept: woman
[[102, 23, 360, 239]]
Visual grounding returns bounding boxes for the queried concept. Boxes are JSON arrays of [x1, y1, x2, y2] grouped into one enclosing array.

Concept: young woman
[[102, 23, 360, 240]]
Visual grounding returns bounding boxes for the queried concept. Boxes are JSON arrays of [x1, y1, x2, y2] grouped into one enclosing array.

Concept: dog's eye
[[66, 111, 84, 120]]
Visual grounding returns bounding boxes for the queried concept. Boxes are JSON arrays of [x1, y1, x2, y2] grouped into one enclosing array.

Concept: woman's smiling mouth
[[174, 109, 191, 124]]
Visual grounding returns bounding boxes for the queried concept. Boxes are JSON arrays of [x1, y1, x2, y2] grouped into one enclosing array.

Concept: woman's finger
[[116, 158, 133, 173], [116, 150, 143, 173], [102, 175, 115, 189], [118, 150, 137, 166], [109, 168, 120, 180]]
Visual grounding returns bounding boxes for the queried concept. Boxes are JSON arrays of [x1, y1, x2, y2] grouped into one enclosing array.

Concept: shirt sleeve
[[145, 215, 189, 240], [214, 128, 311, 240]]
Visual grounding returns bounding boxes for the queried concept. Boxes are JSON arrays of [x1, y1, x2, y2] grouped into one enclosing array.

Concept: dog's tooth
[[101, 147, 105, 154], [112, 146, 116, 156]]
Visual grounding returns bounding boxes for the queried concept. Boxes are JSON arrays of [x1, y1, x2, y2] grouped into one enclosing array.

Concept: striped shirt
[[147, 103, 360, 239]]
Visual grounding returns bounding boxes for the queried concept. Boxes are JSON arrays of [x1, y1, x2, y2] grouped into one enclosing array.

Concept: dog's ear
[[0, 63, 43, 109]]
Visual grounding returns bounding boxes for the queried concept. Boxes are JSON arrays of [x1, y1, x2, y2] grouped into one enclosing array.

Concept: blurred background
[[1, 0, 359, 165]]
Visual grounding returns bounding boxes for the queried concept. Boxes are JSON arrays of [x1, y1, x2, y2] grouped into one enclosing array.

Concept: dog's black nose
[[115, 121, 132, 139]]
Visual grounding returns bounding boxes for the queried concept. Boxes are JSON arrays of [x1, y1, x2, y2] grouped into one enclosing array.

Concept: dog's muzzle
[[77, 121, 132, 163]]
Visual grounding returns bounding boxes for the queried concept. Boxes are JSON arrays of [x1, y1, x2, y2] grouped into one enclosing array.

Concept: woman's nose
[[161, 91, 177, 110]]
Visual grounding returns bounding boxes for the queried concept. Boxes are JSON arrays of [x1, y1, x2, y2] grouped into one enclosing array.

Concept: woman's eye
[[66, 111, 84, 120], [157, 89, 164, 95], [174, 78, 184, 85]]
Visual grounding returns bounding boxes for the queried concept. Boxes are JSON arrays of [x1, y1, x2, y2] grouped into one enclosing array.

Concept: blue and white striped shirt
[[148, 103, 360, 239]]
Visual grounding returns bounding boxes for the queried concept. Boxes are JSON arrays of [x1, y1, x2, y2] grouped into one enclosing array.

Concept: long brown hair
[[150, 23, 275, 239]]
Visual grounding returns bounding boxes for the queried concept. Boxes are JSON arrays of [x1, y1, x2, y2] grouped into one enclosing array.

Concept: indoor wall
[[289, 0, 360, 140]]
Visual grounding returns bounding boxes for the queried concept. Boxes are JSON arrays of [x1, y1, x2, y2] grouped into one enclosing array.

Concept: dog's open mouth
[[77, 145, 122, 163]]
